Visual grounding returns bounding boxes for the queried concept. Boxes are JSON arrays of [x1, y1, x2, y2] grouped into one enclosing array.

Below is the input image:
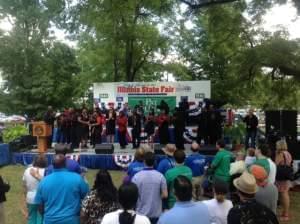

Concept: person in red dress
[[117, 111, 128, 149]]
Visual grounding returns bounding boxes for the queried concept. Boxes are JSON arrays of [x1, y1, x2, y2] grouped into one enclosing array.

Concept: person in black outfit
[[43, 106, 55, 148], [131, 111, 141, 149], [197, 107, 209, 145], [145, 112, 156, 148], [157, 100, 170, 115], [70, 108, 80, 149], [106, 109, 117, 143], [173, 106, 185, 150], [207, 104, 222, 145], [78, 108, 90, 148], [0, 175, 10, 224], [156, 109, 170, 145], [243, 109, 258, 149], [62, 109, 71, 144], [228, 171, 278, 224]]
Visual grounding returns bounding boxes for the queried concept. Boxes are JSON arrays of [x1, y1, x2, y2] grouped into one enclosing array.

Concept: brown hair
[[247, 148, 255, 157], [33, 154, 48, 168], [213, 179, 229, 203]]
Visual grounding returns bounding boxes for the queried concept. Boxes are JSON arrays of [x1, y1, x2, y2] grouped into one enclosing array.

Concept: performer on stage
[[70, 108, 80, 149], [78, 108, 90, 148], [131, 110, 141, 149], [197, 107, 209, 145], [117, 111, 128, 149], [156, 109, 170, 145], [90, 109, 105, 147], [207, 104, 222, 145], [243, 108, 258, 148], [173, 106, 185, 150], [144, 112, 156, 148], [62, 109, 71, 144], [43, 106, 55, 148], [106, 108, 116, 143]]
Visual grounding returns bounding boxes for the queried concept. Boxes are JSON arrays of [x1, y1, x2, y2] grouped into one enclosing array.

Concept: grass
[[1, 165, 300, 224], [0, 165, 125, 224]]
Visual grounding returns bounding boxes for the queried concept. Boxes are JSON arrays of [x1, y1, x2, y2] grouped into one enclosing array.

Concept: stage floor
[[12, 143, 216, 170]]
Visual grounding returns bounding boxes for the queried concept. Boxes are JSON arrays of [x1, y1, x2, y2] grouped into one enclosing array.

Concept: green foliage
[[0, 1, 80, 116], [2, 125, 28, 143]]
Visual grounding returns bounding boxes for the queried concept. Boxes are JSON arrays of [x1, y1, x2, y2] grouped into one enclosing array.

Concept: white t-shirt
[[203, 198, 233, 224], [268, 158, 276, 184], [22, 166, 45, 204], [101, 210, 150, 224]]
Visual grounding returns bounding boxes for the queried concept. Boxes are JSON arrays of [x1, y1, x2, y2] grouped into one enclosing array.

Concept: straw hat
[[250, 165, 268, 187], [233, 171, 258, 194], [162, 144, 176, 156]]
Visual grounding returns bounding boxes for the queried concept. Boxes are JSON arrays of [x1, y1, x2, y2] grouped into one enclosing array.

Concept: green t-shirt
[[165, 165, 193, 208], [253, 158, 270, 174], [211, 149, 232, 182]]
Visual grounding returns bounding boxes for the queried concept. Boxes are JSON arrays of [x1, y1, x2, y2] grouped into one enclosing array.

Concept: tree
[[66, 0, 171, 83], [171, 1, 300, 108], [0, 0, 80, 116]]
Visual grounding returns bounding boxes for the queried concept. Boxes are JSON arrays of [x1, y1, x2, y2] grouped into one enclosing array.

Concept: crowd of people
[[0, 137, 289, 224], [40, 100, 226, 150]]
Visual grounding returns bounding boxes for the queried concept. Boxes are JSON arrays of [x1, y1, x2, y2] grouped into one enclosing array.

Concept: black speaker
[[154, 144, 165, 155], [54, 143, 73, 154], [95, 144, 114, 154], [199, 145, 218, 155], [265, 110, 297, 142], [9, 135, 37, 152]]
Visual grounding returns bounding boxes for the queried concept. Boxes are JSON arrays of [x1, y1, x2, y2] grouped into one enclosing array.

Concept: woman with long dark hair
[[80, 170, 119, 224], [101, 183, 150, 224]]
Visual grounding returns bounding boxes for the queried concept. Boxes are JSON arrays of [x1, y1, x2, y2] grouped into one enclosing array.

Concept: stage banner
[[128, 96, 176, 114], [93, 81, 210, 108]]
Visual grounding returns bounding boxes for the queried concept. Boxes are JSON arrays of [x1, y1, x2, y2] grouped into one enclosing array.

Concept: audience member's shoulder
[[136, 214, 151, 224]]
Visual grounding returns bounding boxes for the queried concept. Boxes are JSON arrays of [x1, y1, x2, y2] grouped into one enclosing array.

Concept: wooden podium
[[32, 122, 52, 153]]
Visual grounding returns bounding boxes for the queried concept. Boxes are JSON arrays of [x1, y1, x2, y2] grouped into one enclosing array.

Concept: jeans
[[245, 130, 257, 148]]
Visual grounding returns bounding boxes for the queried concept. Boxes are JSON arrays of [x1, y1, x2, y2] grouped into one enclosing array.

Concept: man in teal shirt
[[35, 154, 89, 224], [165, 150, 192, 208], [211, 139, 232, 183]]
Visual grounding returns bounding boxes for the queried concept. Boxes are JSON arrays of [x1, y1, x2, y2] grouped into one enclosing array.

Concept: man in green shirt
[[211, 139, 232, 183], [165, 150, 192, 208]]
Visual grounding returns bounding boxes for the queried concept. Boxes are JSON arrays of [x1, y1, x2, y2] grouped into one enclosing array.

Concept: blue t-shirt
[[127, 161, 145, 179], [157, 201, 211, 224], [35, 169, 89, 224], [45, 158, 81, 176], [157, 157, 175, 175], [184, 153, 206, 177]]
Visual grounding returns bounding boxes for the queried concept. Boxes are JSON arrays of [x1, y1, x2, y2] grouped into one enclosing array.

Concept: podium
[[32, 122, 52, 153]]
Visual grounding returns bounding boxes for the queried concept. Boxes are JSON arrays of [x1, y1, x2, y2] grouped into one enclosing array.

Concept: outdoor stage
[[11, 144, 216, 170]]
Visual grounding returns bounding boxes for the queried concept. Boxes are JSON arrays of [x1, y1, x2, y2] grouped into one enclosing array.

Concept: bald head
[[53, 154, 66, 169], [191, 142, 200, 152]]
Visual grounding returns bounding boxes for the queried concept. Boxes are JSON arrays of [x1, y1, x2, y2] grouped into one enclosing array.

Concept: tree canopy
[[0, 0, 299, 116]]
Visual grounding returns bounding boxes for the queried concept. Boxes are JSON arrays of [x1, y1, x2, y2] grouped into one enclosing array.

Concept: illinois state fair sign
[[93, 81, 210, 111]]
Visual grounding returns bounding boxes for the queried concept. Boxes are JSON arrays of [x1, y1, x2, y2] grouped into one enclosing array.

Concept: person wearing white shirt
[[101, 183, 150, 224], [203, 179, 233, 224], [22, 154, 47, 224]]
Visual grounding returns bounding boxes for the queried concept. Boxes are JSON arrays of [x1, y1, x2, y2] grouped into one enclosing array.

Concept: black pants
[[132, 129, 141, 148], [174, 128, 184, 149], [91, 127, 102, 147], [62, 127, 71, 144], [71, 126, 79, 149], [119, 131, 127, 148]]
